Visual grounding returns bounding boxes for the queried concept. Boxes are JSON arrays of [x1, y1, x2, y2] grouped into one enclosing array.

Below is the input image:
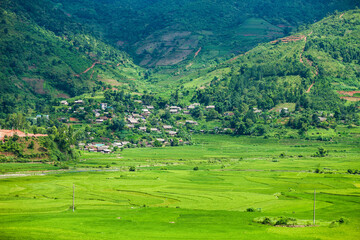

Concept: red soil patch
[[0, 129, 47, 141], [242, 34, 257, 37], [337, 91, 360, 96], [82, 61, 100, 74], [340, 97, 360, 101], [340, 13, 345, 18], [69, 118, 80, 122], [22, 77, 46, 94], [271, 35, 305, 44], [277, 25, 293, 28], [56, 93, 70, 99], [28, 64, 37, 70]]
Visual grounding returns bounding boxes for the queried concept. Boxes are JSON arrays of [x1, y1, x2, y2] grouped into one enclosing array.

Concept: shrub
[[193, 166, 199, 171], [246, 207, 255, 212], [129, 166, 136, 172]]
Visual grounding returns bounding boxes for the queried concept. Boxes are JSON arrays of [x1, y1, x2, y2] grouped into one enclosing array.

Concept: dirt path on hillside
[[299, 31, 318, 78], [306, 82, 314, 93], [340, 13, 345, 18], [194, 47, 202, 58], [82, 61, 100, 74]]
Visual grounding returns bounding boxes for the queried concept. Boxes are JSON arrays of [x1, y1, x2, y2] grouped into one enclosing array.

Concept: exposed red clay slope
[[0, 129, 47, 141], [337, 91, 360, 96]]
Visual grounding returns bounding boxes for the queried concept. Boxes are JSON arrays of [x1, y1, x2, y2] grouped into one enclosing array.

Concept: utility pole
[[313, 189, 316, 225], [73, 184, 75, 212]]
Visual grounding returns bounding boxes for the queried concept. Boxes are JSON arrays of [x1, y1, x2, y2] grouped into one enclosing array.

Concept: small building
[[100, 103, 108, 110], [150, 128, 160, 132], [163, 125, 172, 130], [279, 108, 289, 113], [96, 119, 104, 124], [253, 108, 262, 114], [185, 120, 198, 125], [318, 117, 327, 122], [60, 100, 69, 105], [127, 117, 139, 124], [74, 100, 84, 104], [132, 113, 142, 118], [168, 131, 177, 136], [147, 106, 154, 110], [139, 127, 147, 131], [206, 105, 215, 110], [102, 149, 111, 154], [126, 124, 135, 128], [170, 106, 182, 111], [170, 109, 178, 114]]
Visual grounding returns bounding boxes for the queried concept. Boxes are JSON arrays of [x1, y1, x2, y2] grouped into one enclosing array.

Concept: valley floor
[[0, 134, 359, 239]]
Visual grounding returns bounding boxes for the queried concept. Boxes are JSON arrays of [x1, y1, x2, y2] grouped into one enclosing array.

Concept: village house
[[163, 125, 172, 130], [253, 108, 262, 114], [100, 103, 107, 110], [60, 100, 69, 105], [185, 120, 198, 125], [170, 109, 178, 114], [139, 127, 147, 131], [206, 105, 215, 110], [127, 117, 139, 124], [95, 119, 104, 124], [168, 131, 177, 136], [134, 100, 142, 104], [318, 117, 327, 122], [150, 128, 160, 132], [132, 113, 142, 118], [74, 100, 84, 104], [126, 124, 135, 128], [146, 105, 154, 110], [279, 108, 289, 113]]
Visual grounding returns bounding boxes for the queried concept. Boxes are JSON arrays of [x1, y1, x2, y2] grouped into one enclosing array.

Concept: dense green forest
[[53, 0, 359, 66]]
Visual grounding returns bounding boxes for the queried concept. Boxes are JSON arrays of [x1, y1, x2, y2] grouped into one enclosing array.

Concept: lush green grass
[[0, 133, 359, 239]]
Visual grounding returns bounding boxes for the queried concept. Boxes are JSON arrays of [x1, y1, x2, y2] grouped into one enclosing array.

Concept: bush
[[246, 207, 255, 212], [129, 166, 136, 172], [193, 166, 199, 171]]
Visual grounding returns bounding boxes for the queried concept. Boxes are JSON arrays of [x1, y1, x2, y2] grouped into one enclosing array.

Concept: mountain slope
[[0, 0, 143, 115], [183, 9, 360, 113], [54, 0, 359, 67]]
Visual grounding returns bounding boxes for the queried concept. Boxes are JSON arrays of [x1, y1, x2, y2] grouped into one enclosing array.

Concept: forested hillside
[[181, 9, 360, 134], [0, 0, 142, 116], [53, 0, 358, 67]]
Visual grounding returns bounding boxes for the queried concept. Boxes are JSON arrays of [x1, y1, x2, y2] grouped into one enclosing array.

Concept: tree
[[28, 141, 35, 149], [153, 140, 162, 147]]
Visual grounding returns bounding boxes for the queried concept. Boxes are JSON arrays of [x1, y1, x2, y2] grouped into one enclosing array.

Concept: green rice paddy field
[[1, 132, 360, 239]]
